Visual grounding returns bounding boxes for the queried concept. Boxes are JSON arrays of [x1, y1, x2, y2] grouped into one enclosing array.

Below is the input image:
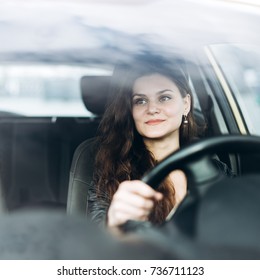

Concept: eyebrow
[[132, 89, 174, 98]]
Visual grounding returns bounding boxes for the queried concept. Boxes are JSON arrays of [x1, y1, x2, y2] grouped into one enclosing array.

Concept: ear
[[183, 94, 191, 115]]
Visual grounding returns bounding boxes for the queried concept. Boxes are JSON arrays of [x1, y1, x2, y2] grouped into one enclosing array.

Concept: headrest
[[80, 76, 111, 115]]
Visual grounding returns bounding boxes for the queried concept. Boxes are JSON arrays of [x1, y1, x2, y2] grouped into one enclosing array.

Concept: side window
[[209, 44, 260, 136]]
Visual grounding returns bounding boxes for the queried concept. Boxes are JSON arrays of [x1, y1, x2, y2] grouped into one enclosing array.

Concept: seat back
[[66, 138, 97, 215], [0, 117, 99, 211], [66, 76, 111, 215]]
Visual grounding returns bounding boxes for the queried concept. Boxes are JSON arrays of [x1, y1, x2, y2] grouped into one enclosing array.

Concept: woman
[[88, 54, 201, 228]]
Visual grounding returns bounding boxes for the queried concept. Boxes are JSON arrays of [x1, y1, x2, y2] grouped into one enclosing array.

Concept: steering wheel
[[142, 135, 260, 190], [121, 135, 260, 233]]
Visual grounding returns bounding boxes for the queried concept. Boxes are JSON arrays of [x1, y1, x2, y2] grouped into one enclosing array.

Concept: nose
[[147, 100, 160, 115]]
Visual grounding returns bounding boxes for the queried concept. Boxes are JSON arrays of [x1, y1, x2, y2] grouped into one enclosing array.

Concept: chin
[[143, 133, 167, 140]]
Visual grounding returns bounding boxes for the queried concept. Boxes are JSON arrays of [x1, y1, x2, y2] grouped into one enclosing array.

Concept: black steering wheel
[[122, 135, 260, 233]]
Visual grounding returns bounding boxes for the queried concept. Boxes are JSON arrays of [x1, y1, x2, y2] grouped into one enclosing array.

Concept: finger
[[109, 212, 148, 227], [108, 203, 149, 227], [118, 180, 163, 200], [113, 191, 154, 210], [110, 200, 151, 218]]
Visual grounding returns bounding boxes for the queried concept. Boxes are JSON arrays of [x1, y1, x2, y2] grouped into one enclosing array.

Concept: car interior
[[0, 55, 259, 217], [0, 98, 99, 212]]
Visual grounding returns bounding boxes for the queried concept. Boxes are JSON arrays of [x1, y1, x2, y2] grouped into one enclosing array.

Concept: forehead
[[132, 73, 179, 95]]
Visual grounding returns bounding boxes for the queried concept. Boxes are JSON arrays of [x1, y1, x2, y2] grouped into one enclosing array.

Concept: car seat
[[66, 76, 110, 215]]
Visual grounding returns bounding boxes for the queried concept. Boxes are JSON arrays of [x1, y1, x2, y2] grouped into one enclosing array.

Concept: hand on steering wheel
[[122, 135, 260, 232]]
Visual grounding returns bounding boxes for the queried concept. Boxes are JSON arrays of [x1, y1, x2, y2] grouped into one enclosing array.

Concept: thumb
[[154, 191, 163, 201]]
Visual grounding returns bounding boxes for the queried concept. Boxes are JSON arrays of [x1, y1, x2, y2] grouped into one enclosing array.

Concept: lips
[[145, 119, 165, 125]]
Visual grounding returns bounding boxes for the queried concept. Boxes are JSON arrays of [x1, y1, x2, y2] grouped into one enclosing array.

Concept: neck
[[144, 137, 180, 161]]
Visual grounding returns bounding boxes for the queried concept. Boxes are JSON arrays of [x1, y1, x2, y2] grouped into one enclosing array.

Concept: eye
[[133, 98, 148, 106], [159, 95, 172, 102]]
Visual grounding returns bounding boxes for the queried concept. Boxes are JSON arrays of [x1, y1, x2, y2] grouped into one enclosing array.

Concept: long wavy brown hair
[[93, 55, 198, 224]]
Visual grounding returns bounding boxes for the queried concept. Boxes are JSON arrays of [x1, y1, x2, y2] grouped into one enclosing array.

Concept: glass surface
[[210, 44, 260, 135]]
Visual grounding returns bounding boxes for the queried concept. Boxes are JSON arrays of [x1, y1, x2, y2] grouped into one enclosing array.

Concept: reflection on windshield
[[210, 44, 260, 135]]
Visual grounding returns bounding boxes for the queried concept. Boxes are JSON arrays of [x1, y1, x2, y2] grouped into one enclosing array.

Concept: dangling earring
[[183, 114, 188, 124]]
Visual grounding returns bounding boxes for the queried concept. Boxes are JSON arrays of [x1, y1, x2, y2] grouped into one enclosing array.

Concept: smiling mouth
[[145, 119, 165, 125]]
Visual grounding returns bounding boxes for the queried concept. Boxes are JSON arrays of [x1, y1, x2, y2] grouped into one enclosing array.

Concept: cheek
[[132, 107, 143, 124], [132, 108, 145, 134], [165, 102, 184, 117]]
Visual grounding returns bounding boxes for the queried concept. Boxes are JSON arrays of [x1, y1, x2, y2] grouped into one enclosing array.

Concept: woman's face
[[132, 73, 191, 141]]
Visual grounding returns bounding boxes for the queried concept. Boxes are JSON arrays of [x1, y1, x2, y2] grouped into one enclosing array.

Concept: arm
[[87, 181, 110, 228]]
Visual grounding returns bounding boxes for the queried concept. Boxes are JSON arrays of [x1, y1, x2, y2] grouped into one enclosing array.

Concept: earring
[[183, 115, 188, 124]]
